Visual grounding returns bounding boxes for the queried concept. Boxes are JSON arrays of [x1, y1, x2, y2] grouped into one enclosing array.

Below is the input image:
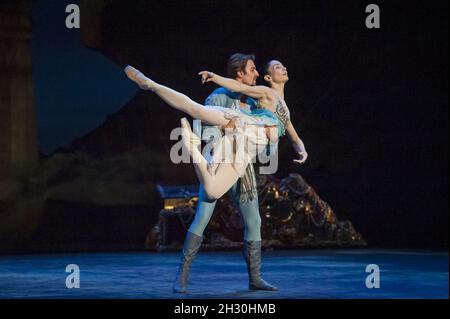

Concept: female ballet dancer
[[124, 61, 307, 201]]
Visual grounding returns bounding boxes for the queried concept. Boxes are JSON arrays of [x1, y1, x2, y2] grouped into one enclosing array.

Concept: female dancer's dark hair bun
[[258, 60, 274, 87]]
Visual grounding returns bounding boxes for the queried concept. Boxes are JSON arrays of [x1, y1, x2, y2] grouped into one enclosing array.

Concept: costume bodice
[[252, 95, 291, 137]]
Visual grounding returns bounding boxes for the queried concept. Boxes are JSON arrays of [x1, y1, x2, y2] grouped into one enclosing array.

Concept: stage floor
[[0, 249, 448, 299]]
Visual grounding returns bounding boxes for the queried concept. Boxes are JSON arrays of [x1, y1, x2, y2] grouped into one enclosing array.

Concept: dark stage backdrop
[[27, 0, 449, 248]]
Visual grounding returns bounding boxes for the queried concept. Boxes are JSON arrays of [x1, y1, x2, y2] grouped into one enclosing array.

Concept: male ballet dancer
[[173, 53, 278, 293]]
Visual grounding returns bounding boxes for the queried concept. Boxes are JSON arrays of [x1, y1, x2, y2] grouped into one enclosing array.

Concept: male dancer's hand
[[223, 116, 239, 130]]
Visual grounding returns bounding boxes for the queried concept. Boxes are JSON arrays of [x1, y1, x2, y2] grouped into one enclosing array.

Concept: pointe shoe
[[180, 118, 201, 146], [180, 118, 201, 160], [124, 65, 156, 90]]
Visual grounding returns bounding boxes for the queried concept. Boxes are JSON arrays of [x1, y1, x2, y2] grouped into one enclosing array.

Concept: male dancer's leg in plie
[[229, 180, 278, 291], [189, 186, 217, 237], [229, 181, 261, 241], [172, 185, 216, 293]]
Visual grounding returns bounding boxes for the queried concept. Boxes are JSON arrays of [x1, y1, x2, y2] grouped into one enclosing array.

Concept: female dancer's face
[[266, 60, 289, 84]]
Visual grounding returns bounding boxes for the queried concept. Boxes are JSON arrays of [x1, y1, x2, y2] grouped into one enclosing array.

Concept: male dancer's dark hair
[[226, 53, 256, 78]]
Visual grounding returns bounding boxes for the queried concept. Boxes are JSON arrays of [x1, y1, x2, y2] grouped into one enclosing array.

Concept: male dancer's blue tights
[[173, 180, 277, 293], [189, 182, 261, 241]]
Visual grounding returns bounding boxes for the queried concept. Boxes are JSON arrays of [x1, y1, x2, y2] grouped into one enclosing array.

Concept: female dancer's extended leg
[[125, 65, 248, 200], [125, 66, 230, 127]]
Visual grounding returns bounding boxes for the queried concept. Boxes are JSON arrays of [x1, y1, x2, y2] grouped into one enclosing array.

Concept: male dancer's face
[[238, 60, 259, 86]]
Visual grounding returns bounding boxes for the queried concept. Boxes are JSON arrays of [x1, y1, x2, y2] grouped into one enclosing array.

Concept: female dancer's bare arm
[[285, 121, 308, 164], [199, 71, 272, 100]]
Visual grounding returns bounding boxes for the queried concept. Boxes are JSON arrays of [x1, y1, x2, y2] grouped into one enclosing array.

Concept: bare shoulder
[[255, 85, 273, 95], [260, 87, 277, 104]]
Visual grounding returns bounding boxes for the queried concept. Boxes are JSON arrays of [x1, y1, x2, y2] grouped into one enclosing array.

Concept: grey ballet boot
[[243, 240, 278, 291], [173, 231, 204, 293]]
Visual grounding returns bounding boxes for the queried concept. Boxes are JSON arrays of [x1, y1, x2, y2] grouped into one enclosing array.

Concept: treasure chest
[[156, 184, 199, 210], [156, 184, 199, 248]]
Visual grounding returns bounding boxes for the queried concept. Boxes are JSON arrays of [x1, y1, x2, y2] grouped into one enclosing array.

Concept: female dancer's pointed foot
[[124, 65, 157, 90], [180, 118, 201, 160]]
